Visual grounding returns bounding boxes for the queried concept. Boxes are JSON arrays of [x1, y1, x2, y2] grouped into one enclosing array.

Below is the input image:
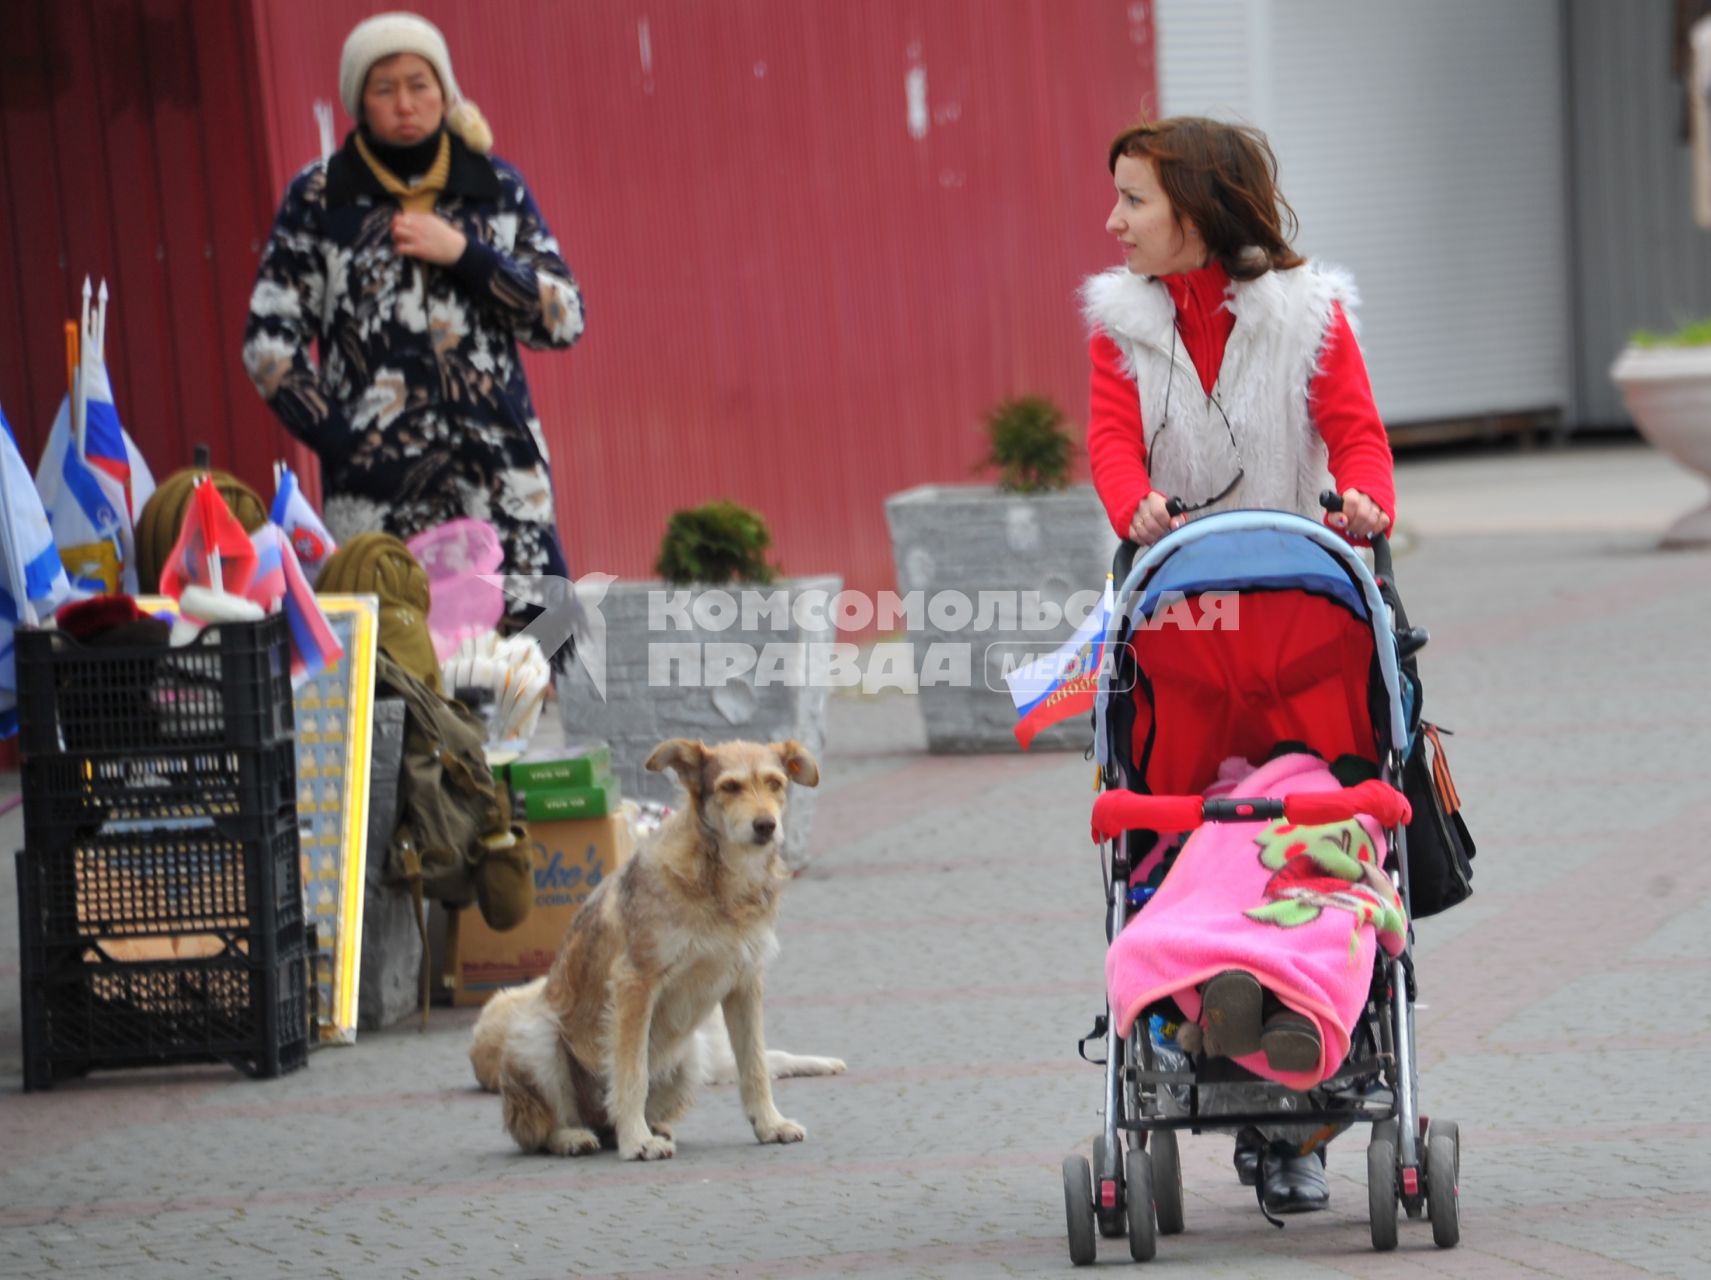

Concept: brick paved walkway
[[3, 443, 1708, 1278]]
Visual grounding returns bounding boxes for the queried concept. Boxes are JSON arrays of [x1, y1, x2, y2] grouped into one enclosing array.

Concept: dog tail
[[500, 1064, 559, 1152], [496, 987, 575, 1153], [469, 976, 549, 1092]]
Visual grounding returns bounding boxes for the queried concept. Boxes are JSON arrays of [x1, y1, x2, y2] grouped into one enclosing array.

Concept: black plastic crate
[[15, 614, 293, 757], [18, 807, 303, 951], [18, 912, 310, 1091], [20, 739, 298, 838]]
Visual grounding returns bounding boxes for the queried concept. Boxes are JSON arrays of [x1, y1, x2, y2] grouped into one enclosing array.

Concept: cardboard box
[[516, 775, 622, 821], [453, 812, 633, 1005], [505, 743, 611, 791]]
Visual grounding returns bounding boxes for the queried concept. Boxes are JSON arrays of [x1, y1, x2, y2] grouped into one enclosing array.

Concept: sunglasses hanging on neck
[[1146, 323, 1245, 515]]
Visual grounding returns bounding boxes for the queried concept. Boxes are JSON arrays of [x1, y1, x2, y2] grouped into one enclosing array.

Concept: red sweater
[[1086, 261, 1395, 539]]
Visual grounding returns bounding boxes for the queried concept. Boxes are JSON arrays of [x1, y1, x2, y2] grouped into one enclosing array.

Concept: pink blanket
[[1104, 753, 1407, 1090]]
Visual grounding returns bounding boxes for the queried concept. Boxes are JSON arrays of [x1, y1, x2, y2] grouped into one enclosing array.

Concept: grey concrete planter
[[556, 575, 840, 869], [1611, 344, 1711, 546], [885, 484, 1118, 754]]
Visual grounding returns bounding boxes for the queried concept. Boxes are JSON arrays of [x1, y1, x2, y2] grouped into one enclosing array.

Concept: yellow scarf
[[354, 131, 451, 213]]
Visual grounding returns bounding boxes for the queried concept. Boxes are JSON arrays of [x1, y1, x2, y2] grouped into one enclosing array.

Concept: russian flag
[[1003, 577, 1114, 751], [280, 527, 343, 682], [270, 463, 336, 581], [248, 523, 289, 610], [248, 522, 342, 682]]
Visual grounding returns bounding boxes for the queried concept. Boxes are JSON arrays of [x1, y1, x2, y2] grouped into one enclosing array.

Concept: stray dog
[[470, 978, 845, 1091], [493, 738, 830, 1160]]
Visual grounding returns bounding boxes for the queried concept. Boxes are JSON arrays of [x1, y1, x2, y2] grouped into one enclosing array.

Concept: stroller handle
[[1090, 779, 1412, 844], [1319, 488, 1394, 582]]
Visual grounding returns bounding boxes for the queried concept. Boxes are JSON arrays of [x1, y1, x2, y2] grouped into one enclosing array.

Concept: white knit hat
[[339, 11, 491, 154]]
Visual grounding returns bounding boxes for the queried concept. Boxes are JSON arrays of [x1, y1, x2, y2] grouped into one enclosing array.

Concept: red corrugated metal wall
[[250, 0, 1157, 603], [0, 0, 298, 482]]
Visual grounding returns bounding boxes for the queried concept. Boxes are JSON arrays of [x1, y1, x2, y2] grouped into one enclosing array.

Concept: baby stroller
[[1061, 497, 1462, 1263]]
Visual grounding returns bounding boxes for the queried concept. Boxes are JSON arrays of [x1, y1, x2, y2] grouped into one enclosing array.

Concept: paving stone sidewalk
[[2, 442, 1708, 1278]]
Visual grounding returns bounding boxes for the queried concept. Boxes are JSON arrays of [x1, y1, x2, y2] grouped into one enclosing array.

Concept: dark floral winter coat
[[242, 130, 584, 587]]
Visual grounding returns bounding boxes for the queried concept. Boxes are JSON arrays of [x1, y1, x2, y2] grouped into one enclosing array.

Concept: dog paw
[[649, 1122, 674, 1141], [755, 1117, 806, 1145], [620, 1133, 676, 1161], [546, 1126, 601, 1157]]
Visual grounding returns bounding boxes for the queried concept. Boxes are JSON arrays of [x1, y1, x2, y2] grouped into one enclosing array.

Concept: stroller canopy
[[1097, 512, 1408, 797]]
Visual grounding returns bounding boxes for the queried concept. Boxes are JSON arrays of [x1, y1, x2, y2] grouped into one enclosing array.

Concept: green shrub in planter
[[655, 500, 777, 585], [1631, 319, 1711, 349], [981, 395, 1074, 494]]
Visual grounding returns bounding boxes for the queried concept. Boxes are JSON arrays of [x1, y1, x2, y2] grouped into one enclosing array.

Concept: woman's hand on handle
[[1127, 491, 1182, 546], [1331, 488, 1391, 541]]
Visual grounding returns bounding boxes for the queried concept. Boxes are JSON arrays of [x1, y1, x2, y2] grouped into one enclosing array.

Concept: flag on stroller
[[270, 462, 336, 580], [0, 402, 71, 737], [1004, 576, 1113, 751]]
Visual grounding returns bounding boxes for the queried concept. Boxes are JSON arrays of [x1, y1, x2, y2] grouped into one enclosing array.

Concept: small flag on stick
[[1003, 576, 1114, 751]]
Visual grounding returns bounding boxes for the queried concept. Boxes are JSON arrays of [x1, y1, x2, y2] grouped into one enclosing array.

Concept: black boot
[[1232, 1126, 1264, 1187], [1258, 1144, 1330, 1215]]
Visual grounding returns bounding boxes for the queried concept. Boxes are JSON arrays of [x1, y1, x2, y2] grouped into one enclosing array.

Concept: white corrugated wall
[[1155, 0, 1572, 427]]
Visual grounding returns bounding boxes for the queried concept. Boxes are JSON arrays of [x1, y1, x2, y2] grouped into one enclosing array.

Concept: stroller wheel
[[1125, 1147, 1157, 1262], [1062, 1154, 1097, 1266], [1150, 1129, 1184, 1236], [1093, 1137, 1125, 1238], [1427, 1121, 1461, 1249], [1367, 1121, 1399, 1253]]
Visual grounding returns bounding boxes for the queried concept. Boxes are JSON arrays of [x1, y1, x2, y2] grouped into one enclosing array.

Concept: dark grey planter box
[[885, 483, 1118, 754], [556, 575, 840, 869]]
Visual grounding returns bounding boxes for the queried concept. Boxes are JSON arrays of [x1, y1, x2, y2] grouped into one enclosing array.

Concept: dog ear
[[646, 738, 707, 794], [772, 740, 820, 788]]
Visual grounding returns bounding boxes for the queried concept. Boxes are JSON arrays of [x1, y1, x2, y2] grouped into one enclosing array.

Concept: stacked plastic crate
[[14, 614, 308, 1089]]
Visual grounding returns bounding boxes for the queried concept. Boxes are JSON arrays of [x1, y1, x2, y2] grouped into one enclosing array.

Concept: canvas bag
[[315, 533, 443, 693], [373, 652, 534, 1013]]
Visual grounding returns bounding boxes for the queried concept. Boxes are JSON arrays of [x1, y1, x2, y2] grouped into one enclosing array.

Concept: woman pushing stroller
[[1086, 116, 1393, 547], [1083, 116, 1399, 1216]]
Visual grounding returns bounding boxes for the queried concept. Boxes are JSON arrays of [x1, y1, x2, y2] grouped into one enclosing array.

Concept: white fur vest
[[1080, 262, 1358, 521]]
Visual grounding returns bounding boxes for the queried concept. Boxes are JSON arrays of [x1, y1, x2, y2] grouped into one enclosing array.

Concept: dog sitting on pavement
[[488, 738, 839, 1160], [471, 980, 844, 1092]]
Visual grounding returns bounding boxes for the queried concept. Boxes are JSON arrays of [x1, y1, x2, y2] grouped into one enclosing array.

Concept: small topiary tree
[[981, 395, 1075, 493], [655, 500, 777, 585]]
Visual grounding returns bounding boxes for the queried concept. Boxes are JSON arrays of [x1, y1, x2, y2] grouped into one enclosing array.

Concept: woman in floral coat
[[243, 12, 584, 607]]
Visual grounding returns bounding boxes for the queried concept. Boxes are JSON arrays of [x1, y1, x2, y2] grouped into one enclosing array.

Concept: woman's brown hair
[[1108, 117, 1305, 281]]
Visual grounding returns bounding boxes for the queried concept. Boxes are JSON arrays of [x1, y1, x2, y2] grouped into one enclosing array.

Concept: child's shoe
[[1259, 1010, 1322, 1074], [1198, 970, 1263, 1058]]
